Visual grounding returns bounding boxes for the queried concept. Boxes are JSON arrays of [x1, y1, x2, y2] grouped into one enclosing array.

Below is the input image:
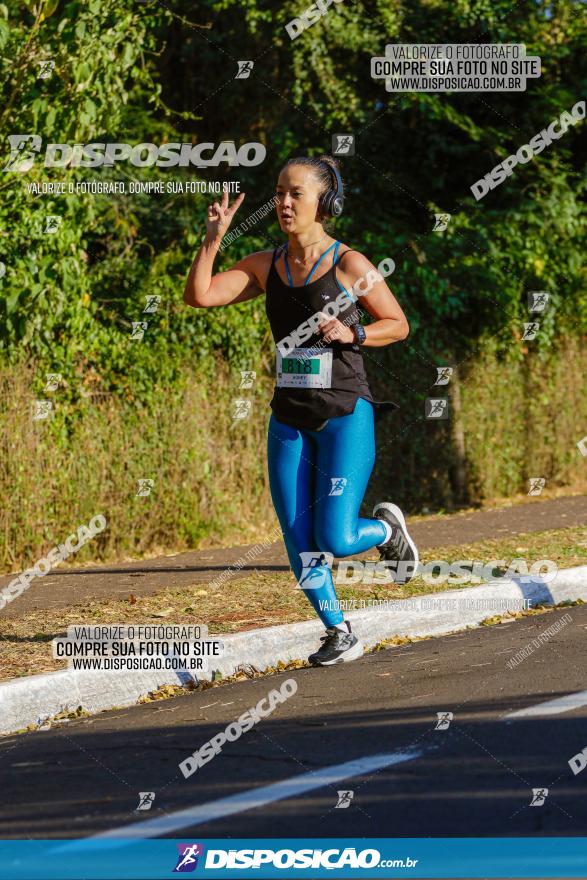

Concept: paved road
[[1, 494, 586, 617], [1, 603, 585, 839]]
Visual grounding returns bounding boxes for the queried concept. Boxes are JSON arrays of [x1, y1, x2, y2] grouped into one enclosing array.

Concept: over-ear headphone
[[318, 161, 344, 218]]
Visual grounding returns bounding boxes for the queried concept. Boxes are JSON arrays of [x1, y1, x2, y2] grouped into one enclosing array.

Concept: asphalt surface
[[1, 494, 586, 617], [1, 602, 585, 840]]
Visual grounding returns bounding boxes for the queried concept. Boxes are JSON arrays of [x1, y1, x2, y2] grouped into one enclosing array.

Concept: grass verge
[[0, 524, 585, 683]]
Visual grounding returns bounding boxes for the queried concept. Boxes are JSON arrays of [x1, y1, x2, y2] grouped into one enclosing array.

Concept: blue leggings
[[267, 397, 387, 627]]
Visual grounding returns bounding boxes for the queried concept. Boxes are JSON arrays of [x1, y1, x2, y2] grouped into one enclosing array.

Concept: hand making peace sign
[[206, 189, 245, 241]]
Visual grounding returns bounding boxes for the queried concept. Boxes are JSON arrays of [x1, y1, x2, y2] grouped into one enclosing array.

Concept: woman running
[[184, 154, 419, 666]]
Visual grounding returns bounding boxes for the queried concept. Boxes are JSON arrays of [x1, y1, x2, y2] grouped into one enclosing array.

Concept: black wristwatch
[[350, 322, 366, 345]]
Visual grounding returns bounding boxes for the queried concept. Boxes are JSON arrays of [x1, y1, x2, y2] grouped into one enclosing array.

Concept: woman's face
[[275, 165, 323, 232]]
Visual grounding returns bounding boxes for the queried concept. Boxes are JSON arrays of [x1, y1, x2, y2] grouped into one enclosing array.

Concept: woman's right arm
[[183, 190, 266, 309]]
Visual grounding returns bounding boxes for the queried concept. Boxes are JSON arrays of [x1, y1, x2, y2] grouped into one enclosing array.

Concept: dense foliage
[[0, 0, 585, 548], [1, 0, 584, 401]]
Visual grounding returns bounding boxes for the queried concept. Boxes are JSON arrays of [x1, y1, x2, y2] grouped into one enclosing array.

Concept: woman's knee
[[314, 525, 354, 559]]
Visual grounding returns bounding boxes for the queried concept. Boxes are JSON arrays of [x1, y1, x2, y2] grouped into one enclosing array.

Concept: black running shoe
[[373, 502, 419, 585], [308, 623, 364, 666]]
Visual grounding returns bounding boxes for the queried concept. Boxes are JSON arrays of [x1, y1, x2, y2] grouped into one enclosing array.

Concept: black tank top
[[265, 241, 398, 430]]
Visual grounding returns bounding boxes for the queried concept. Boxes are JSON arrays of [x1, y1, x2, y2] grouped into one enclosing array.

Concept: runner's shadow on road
[[42, 564, 291, 576], [1, 687, 586, 838], [506, 574, 556, 607]]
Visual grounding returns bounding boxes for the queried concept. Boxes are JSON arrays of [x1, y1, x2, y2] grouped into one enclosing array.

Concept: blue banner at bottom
[[0, 838, 585, 879]]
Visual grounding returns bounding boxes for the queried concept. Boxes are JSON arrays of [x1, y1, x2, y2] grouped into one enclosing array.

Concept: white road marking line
[[90, 749, 425, 840], [503, 689, 587, 719]]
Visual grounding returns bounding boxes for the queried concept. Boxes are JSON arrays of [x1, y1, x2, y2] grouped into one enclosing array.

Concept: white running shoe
[[373, 502, 419, 585]]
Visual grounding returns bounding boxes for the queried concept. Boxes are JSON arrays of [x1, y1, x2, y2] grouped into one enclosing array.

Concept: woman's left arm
[[318, 250, 409, 348]]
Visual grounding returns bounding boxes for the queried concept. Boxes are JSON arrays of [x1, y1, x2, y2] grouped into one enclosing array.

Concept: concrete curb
[[1, 565, 585, 736]]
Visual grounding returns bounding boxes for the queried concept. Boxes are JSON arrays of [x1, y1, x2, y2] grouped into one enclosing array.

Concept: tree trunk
[[448, 363, 469, 507]]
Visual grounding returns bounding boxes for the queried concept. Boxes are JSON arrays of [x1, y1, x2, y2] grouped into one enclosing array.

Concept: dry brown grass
[[0, 356, 277, 569], [2, 338, 587, 570], [1, 524, 584, 683]]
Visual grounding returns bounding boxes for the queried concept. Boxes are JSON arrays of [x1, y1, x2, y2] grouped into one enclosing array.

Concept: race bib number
[[276, 347, 333, 388]]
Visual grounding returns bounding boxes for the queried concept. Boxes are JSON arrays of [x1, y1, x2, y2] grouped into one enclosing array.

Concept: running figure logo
[[329, 477, 347, 496], [38, 59, 55, 79], [433, 213, 451, 232], [136, 478, 155, 497], [529, 788, 548, 806], [298, 551, 334, 591], [43, 215, 61, 234], [143, 295, 161, 313], [232, 399, 252, 420], [434, 711, 453, 730], [173, 843, 204, 872], [335, 790, 354, 808], [44, 373, 62, 392], [332, 134, 355, 156], [522, 321, 540, 340], [135, 791, 155, 811], [425, 398, 449, 419], [32, 400, 53, 421], [528, 291, 550, 312], [131, 321, 148, 341], [527, 477, 546, 496], [3, 134, 42, 172], [434, 366, 453, 386], [235, 61, 254, 79]]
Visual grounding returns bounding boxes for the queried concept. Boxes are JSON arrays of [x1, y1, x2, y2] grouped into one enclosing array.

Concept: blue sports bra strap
[[283, 244, 294, 287], [304, 240, 338, 285], [334, 246, 356, 265]]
